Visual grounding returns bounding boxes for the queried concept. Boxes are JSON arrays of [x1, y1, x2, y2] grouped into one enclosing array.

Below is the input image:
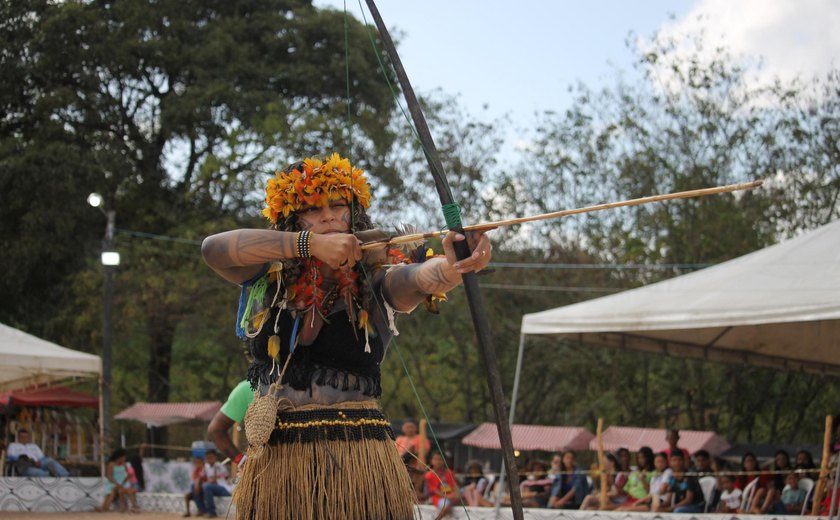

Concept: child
[[425, 451, 459, 519], [184, 456, 207, 517], [781, 473, 806, 514], [718, 474, 743, 513]]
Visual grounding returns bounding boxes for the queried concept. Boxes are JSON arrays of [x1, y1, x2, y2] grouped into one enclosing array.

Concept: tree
[[0, 0, 398, 405]]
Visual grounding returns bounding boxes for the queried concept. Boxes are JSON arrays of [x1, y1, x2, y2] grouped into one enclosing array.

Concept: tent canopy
[[588, 426, 730, 456], [115, 402, 222, 427], [0, 322, 102, 391], [520, 219, 840, 375], [0, 385, 98, 408], [463, 423, 594, 452]]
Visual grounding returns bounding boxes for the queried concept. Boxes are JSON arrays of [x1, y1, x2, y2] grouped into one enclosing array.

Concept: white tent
[[0, 322, 101, 391], [517, 218, 840, 376], [503, 219, 840, 458]]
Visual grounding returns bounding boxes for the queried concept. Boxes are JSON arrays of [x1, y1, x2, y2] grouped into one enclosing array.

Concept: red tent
[[0, 385, 98, 408], [463, 423, 594, 452], [588, 426, 731, 456], [115, 401, 222, 428]]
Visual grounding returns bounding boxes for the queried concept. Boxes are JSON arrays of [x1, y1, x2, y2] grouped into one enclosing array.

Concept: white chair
[[799, 477, 815, 515], [699, 475, 717, 512], [740, 477, 759, 512]]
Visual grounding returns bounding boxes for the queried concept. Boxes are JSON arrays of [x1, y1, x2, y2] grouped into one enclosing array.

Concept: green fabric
[[624, 470, 651, 499], [220, 380, 254, 423]]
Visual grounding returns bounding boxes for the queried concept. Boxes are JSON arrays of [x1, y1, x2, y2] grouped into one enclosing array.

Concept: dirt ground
[[0, 513, 186, 520]]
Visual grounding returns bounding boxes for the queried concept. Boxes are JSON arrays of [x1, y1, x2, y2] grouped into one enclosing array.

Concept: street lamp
[[88, 192, 118, 449]]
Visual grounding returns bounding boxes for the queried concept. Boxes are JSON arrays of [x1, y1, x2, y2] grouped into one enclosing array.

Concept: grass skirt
[[233, 400, 417, 520]]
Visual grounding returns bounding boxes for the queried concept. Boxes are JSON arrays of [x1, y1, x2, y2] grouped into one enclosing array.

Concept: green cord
[[441, 203, 462, 230], [343, 0, 353, 151]]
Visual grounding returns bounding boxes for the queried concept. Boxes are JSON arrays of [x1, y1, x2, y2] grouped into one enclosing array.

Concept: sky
[[314, 0, 840, 137]]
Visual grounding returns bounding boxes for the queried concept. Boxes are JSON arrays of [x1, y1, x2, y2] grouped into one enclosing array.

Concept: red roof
[[462, 423, 594, 452], [0, 385, 98, 408], [589, 426, 731, 456], [115, 401, 222, 427]]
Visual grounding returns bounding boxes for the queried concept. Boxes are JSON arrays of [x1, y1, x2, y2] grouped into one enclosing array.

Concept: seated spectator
[[718, 474, 742, 513], [548, 450, 589, 509], [183, 455, 206, 517], [425, 451, 460, 518], [402, 451, 427, 503], [736, 451, 775, 513], [781, 472, 807, 514], [548, 453, 563, 479], [773, 449, 793, 491], [460, 460, 492, 507], [617, 447, 655, 511], [796, 449, 818, 479], [7, 429, 69, 477], [520, 460, 552, 508], [580, 453, 628, 510], [202, 449, 232, 518], [97, 448, 140, 513], [659, 452, 705, 513], [692, 449, 714, 476]]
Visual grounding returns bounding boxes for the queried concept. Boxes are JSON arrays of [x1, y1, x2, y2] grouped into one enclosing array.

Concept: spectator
[[183, 456, 207, 517], [395, 419, 430, 457], [736, 451, 773, 513], [664, 429, 691, 466], [773, 450, 792, 491], [207, 379, 252, 472], [520, 460, 552, 508], [425, 451, 459, 519], [781, 472, 806, 514], [626, 447, 654, 504], [402, 451, 427, 503], [580, 453, 628, 510], [659, 451, 704, 513], [718, 474, 742, 513], [795, 449, 818, 479], [548, 453, 563, 479], [692, 449, 714, 476], [7, 429, 69, 477], [96, 448, 140, 513], [202, 450, 232, 518], [549, 450, 589, 509], [692, 449, 719, 509], [460, 460, 492, 507]]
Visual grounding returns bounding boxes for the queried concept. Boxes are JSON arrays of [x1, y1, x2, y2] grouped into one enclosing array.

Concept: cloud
[[656, 0, 840, 84]]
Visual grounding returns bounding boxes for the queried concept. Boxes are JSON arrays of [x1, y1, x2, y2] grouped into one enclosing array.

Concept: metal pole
[[102, 210, 115, 450], [495, 333, 526, 517]]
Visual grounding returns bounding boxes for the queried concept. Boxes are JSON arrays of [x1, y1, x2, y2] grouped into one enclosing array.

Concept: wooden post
[[418, 418, 428, 467], [597, 418, 607, 508], [812, 415, 833, 515], [231, 423, 241, 478]]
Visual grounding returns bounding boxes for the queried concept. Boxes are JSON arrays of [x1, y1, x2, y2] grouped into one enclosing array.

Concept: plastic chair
[[699, 475, 717, 512], [740, 477, 759, 512], [799, 477, 815, 515]]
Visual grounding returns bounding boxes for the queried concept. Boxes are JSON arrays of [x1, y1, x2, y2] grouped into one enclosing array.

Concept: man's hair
[[668, 428, 680, 436], [17, 429, 29, 435], [694, 449, 710, 459]]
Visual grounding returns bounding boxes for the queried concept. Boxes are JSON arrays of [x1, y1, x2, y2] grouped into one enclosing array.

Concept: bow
[[363, 1, 525, 517]]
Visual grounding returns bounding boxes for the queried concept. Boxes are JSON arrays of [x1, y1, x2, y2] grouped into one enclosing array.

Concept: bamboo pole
[[418, 418, 428, 468], [231, 423, 241, 478], [597, 418, 607, 508], [361, 180, 763, 250], [812, 415, 833, 515]]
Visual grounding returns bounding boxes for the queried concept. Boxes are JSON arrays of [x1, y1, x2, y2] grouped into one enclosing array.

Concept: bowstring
[[342, 3, 476, 517]]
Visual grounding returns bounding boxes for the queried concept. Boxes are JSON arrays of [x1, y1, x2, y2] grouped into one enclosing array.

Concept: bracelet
[[295, 231, 312, 258], [233, 453, 244, 465]]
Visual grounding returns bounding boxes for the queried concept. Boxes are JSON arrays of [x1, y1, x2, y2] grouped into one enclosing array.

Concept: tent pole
[[494, 333, 526, 518], [98, 374, 105, 476]]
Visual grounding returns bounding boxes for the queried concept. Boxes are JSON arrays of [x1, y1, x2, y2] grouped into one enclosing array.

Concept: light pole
[[88, 193, 119, 449]]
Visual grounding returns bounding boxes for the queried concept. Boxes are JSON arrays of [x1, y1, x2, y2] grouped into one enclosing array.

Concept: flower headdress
[[262, 153, 372, 223]]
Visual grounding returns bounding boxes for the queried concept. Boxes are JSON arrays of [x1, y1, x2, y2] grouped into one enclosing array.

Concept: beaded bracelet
[[295, 230, 312, 258]]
